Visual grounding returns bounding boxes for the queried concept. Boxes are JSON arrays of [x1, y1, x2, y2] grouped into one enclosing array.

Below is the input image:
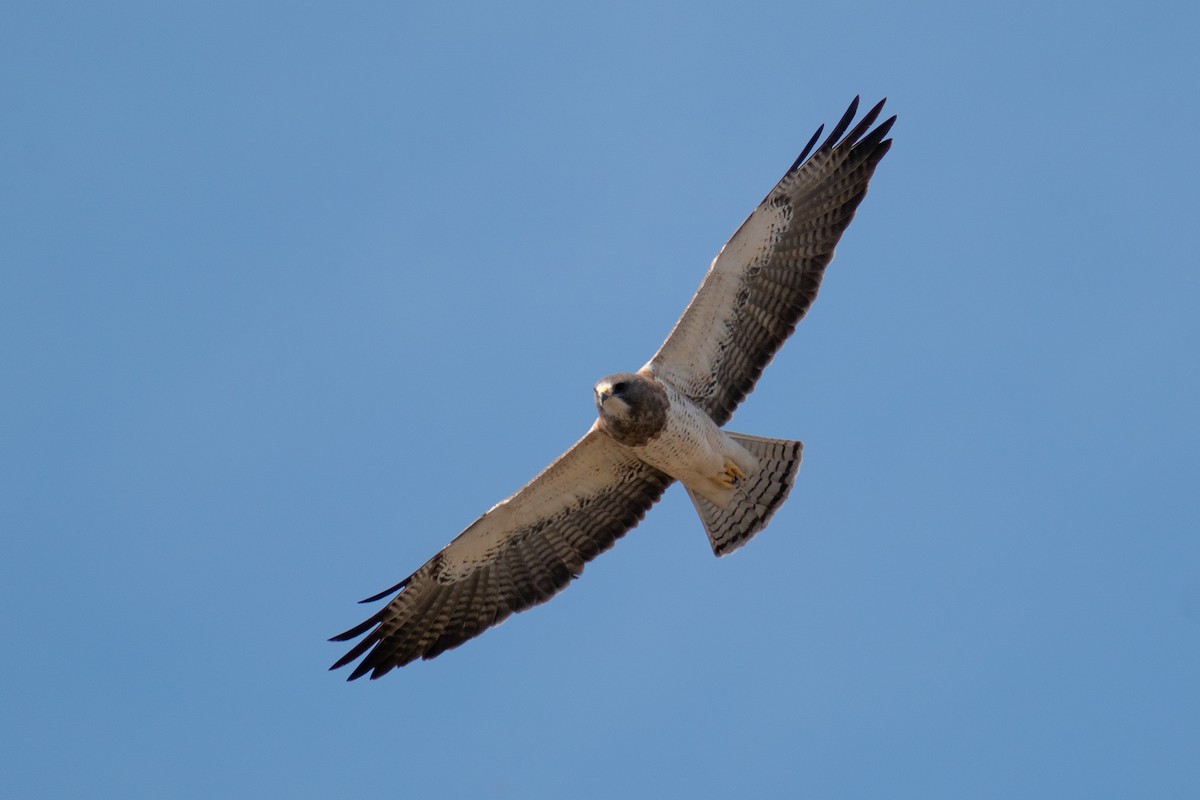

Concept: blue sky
[[3, 2, 1198, 797]]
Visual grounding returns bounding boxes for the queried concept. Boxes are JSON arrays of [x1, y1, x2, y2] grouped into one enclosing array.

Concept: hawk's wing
[[330, 428, 672, 679], [646, 97, 895, 426]]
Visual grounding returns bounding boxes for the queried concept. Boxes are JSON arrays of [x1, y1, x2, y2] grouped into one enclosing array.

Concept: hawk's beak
[[597, 389, 611, 404]]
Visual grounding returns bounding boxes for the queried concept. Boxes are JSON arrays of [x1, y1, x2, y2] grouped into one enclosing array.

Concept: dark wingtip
[[844, 99, 883, 142], [874, 114, 898, 144], [328, 615, 378, 642], [358, 575, 411, 604], [854, 112, 897, 157], [330, 654, 358, 671], [789, 124, 824, 172], [790, 97, 893, 173], [818, 95, 861, 152]]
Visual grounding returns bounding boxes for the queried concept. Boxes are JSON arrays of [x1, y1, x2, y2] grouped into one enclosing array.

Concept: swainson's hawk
[[331, 97, 895, 679]]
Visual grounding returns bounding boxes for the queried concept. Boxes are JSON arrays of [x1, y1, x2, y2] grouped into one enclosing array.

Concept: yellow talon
[[718, 460, 746, 488]]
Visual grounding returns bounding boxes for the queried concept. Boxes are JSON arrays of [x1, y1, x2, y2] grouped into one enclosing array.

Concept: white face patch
[[594, 380, 632, 420], [601, 395, 631, 419]]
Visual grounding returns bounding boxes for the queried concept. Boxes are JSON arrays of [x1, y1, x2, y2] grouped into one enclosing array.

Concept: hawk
[[331, 97, 895, 679]]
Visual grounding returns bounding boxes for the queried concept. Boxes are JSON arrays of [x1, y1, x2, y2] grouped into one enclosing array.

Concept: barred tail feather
[[687, 433, 803, 556]]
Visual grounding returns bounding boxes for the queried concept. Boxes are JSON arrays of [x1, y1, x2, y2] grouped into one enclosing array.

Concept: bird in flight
[[331, 97, 895, 680]]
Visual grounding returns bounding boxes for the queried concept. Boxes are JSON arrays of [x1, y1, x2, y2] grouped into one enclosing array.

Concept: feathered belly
[[627, 392, 758, 505]]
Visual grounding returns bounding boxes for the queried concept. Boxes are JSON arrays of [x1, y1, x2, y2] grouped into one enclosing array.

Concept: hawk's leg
[[716, 459, 747, 489]]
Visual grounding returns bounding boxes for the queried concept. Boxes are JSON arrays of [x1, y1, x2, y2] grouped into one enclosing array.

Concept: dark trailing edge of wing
[[691, 95, 894, 427], [328, 455, 675, 680]]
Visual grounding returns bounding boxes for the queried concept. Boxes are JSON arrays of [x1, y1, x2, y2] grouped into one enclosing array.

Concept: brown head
[[593, 371, 669, 448]]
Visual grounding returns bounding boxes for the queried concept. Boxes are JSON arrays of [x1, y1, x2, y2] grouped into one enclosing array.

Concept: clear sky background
[[3, 2, 1198, 798]]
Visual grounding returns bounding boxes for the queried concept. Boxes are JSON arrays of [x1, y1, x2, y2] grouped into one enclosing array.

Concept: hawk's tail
[[686, 433, 803, 556]]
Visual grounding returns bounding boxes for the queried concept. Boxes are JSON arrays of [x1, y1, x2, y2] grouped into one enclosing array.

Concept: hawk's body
[[331, 98, 895, 679], [595, 370, 778, 513]]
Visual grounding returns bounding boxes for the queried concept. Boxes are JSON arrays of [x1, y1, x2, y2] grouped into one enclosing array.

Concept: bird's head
[[593, 372, 669, 448], [594, 373, 640, 421]]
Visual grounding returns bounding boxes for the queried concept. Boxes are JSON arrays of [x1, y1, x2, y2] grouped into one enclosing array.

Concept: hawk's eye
[[611, 382, 628, 394]]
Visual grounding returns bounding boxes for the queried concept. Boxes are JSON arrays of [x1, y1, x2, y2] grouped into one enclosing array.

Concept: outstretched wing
[[330, 428, 673, 680], [646, 97, 895, 426]]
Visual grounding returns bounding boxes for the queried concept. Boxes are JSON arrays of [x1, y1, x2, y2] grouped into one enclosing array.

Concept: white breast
[[627, 381, 758, 504]]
